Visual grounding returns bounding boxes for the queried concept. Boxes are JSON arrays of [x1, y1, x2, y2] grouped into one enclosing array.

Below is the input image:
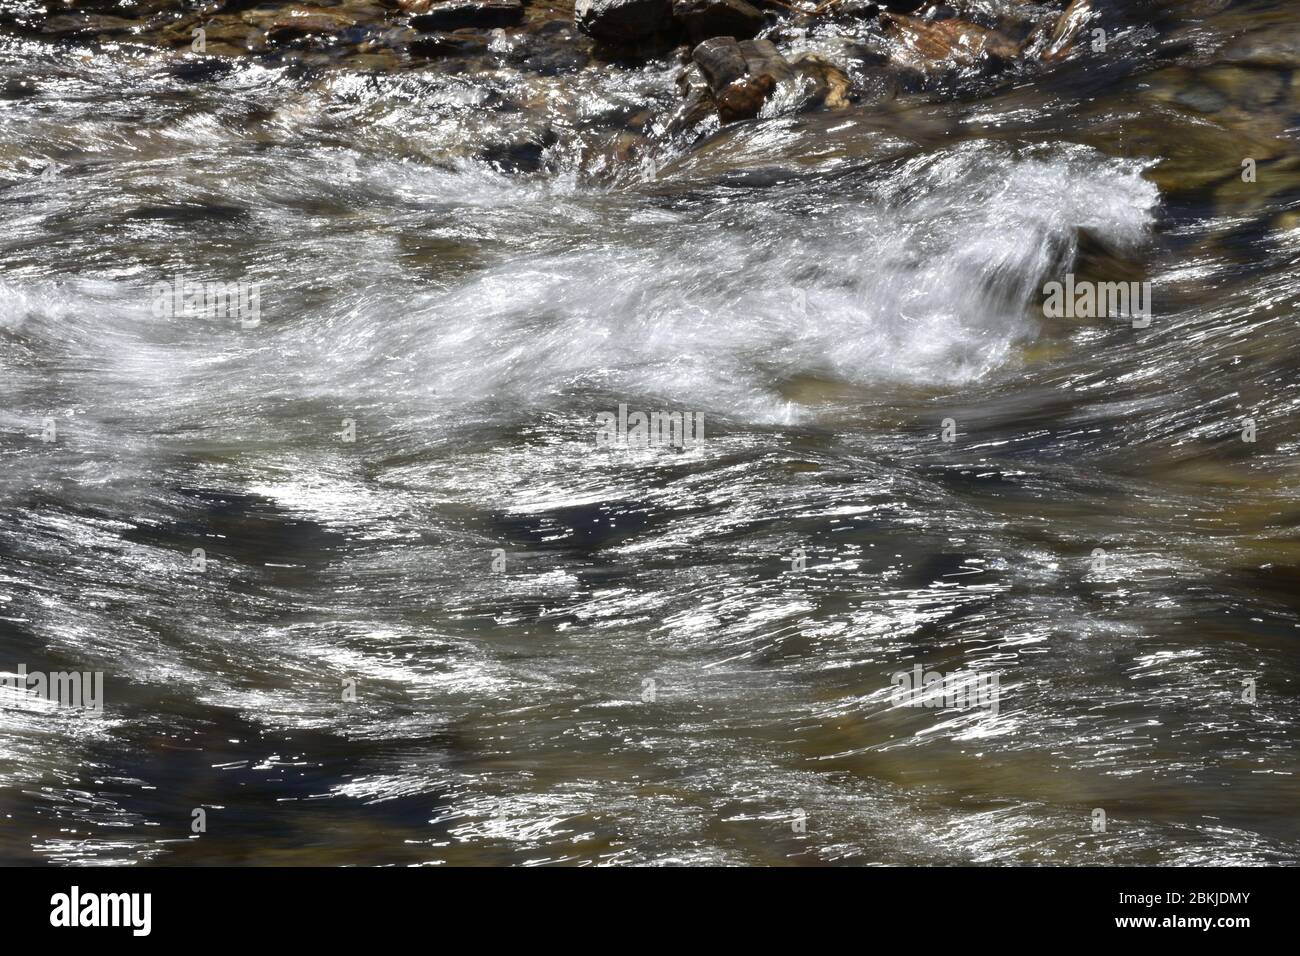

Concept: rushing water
[[2, 1, 1300, 865]]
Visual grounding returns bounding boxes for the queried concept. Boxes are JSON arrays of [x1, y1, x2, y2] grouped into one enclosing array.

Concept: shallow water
[[2, 2, 1300, 865]]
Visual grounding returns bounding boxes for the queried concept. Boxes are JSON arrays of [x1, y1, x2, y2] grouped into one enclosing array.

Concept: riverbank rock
[[671, 0, 764, 45], [667, 60, 722, 134], [730, 39, 793, 121], [575, 0, 674, 44]]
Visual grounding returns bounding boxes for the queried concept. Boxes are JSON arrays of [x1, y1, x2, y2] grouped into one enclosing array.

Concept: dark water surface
[[2, 1, 1299, 864]]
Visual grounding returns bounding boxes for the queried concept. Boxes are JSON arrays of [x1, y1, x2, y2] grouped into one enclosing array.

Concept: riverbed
[[1, 0, 1298, 865]]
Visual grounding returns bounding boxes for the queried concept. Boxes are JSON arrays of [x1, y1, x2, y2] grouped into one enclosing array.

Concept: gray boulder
[[691, 35, 748, 91]]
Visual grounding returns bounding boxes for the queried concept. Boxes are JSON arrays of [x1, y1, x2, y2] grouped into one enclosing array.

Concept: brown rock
[[1041, 0, 1092, 63], [791, 53, 852, 110], [688, 37, 803, 124], [241, 7, 359, 34], [882, 12, 1020, 70], [716, 72, 775, 122]]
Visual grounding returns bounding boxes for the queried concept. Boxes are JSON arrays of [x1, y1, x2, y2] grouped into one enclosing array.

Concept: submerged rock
[[1040, 0, 1094, 63], [790, 53, 852, 111], [509, 20, 595, 74], [165, 57, 238, 83], [1082, 106, 1289, 197], [1200, 65, 1286, 110], [0, 78, 39, 99], [881, 11, 1019, 72], [480, 127, 560, 173], [409, 30, 491, 57], [1142, 65, 1287, 117], [38, 13, 139, 37], [1219, 23, 1300, 68], [828, 0, 882, 24], [238, 6, 364, 51], [241, 7, 359, 34]]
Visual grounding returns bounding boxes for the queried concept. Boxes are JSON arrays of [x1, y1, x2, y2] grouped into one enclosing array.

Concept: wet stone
[[408, 30, 490, 57], [1200, 65, 1287, 110], [409, 0, 525, 32], [790, 53, 852, 111], [882, 11, 1020, 72], [692, 35, 748, 92], [1174, 84, 1228, 114], [737, 37, 794, 85], [828, 0, 882, 23], [480, 127, 560, 173], [0, 78, 39, 99], [671, 0, 765, 45], [39, 13, 139, 36], [574, 0, 674, 44], [510, 23, 594, 74], [165, 57, 239, 83], [716, 72, 775, 122], [1220, 24, 1300, 69], [1040, 0, 1092, 63]]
